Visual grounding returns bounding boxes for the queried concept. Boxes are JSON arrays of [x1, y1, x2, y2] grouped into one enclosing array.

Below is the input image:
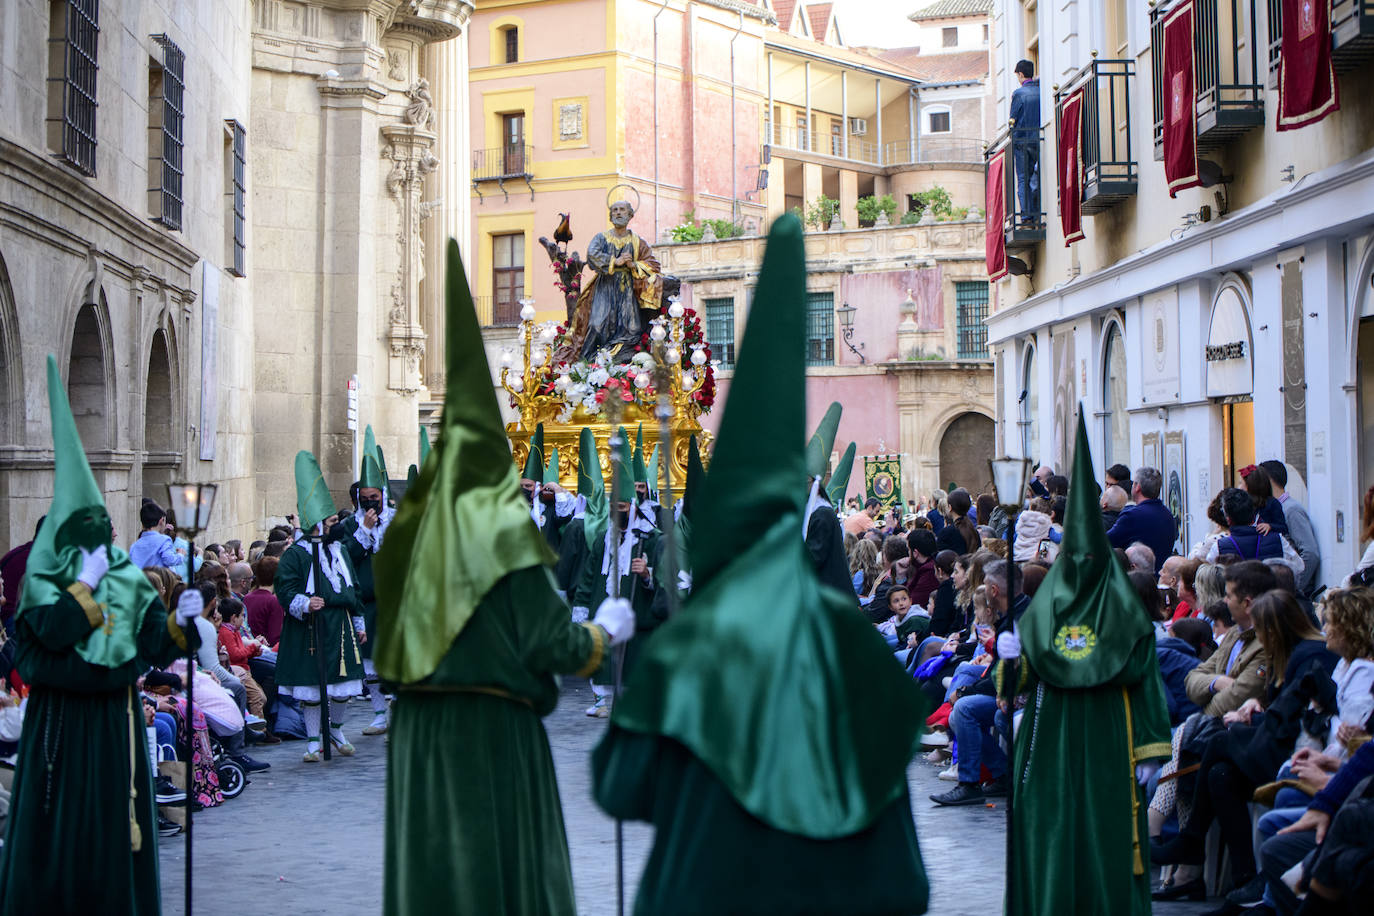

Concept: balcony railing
[[471, 144, 533, 202], [764, 122, 984, 167], [986, 125, 1045, 252], [473, 295, 524, 328], [1055, 56, 1138, 214], [1268, 0, 1374, 80], [1151, 0, 1264, 159]]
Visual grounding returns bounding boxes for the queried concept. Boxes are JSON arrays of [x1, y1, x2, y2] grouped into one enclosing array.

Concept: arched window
[[501, 25, 518, 63], [1103, 322, 1129, 468], [1021, 342, 1039, 464]]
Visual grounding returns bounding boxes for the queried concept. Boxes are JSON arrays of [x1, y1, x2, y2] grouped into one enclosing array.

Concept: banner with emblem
[[1277, 0, 1339, 130], [1162, 0, 1201, 197], [985, 149, 1008, 280], [864, 456, 902, 515], [1057, 88, 1085, 245]]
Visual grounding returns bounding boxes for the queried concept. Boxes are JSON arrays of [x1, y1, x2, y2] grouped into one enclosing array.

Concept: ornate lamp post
[[836, 300, 866, 363], [164, 480, 218, 916], [499, 297, 557, 432]]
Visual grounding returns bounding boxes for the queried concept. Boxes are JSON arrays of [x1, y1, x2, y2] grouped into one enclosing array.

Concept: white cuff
[[288, 594, 310, 620]]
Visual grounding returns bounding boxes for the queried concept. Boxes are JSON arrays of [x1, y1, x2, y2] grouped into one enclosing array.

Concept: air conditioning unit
[[849, 117, 868, 136]]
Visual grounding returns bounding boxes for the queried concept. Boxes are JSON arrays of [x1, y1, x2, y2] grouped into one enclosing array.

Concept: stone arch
[[1099, 313, 1129, 470], [934, 407, 996, 495], [1348, 236, 1374, 505], [66, 290, 115, 451], [0, 251, 22, 445], [142, 326, 179, 496]]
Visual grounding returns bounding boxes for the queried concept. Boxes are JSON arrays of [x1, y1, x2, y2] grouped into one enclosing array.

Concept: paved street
[[159, 682, 1215, 915]]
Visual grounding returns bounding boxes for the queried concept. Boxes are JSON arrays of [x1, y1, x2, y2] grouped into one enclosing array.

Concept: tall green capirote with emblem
[[806, 401, 842, 481], [522, 423, 546, 483], [590, 214, 930, 915], [828, 442, 857, 505], [1005, 409, 1171, 916]]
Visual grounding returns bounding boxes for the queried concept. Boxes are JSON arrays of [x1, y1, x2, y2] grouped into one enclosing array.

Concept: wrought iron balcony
[[985, 124, 1046, 253], [1268, 0, 1374, 81], [472, 144, 533, 202], [1055, 55, 1138, 214], [1150, 0, 1265, 159], [474, 295, 523, 328]]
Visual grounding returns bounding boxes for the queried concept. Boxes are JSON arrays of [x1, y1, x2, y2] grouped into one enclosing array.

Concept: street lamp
[[835, 300, 866, 364], [165, 480, 218, 916]]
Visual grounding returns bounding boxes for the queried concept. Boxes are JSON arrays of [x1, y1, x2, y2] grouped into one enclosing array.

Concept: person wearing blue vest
[[1106, 467, 1178, 573]]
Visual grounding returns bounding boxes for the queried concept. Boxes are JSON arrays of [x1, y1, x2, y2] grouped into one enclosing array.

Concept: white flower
[[631, 351, 656, 369], [587, 367, 610, 387], [556, 405, 575, 424]]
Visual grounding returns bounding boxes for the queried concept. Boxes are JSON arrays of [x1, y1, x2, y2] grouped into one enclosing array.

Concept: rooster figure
[[538, 212, 585, 326]]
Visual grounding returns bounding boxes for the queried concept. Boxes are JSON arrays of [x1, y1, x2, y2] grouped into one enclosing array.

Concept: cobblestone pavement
[[159, 682, 1217, 915]]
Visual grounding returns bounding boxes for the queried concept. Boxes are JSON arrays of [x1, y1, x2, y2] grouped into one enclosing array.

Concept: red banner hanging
[[986, 149, 1007, 281], [1277, 0, 1339, 130], [1058, 89, 1085, 246], [1162, 1, 1200, 197]]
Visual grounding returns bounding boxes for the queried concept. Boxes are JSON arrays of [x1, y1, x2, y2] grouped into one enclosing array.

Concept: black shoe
[[981, 777, 1009, 798], [154, 776, 187, 805], [1151, 832, 1205, 866], [930, 783, 985, 806], [1226, 874, 1267, 906], [1152, 876, 1206, 901], [157, 815, 182, 838], [230, 754, 271, 773]]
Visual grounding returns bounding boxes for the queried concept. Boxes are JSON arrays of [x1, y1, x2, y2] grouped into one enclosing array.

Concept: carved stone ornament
[[380, 115, 439, 394], [403, 78, 435, 130], [559, 103, 583, 140]]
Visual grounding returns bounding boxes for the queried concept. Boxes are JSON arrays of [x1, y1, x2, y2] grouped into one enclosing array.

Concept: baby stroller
[[207, 733, 248, 800]]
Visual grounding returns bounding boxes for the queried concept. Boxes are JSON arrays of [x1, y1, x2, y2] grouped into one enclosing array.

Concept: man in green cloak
[[591, 214, 931, 915], [0, 357, 203, 915], [999, 411, 1172, 915], [522, 424, 575, 553], [554, 427, 608, 600], [275, 452, 369, 763], [803, 402, 855, 603], [374, 241, 635, 916], [340, 425, 394, 735], [573, 426, 660, 717]]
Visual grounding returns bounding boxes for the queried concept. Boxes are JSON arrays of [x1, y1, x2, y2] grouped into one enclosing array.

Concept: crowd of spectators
[[839, 461, 1374, 915]]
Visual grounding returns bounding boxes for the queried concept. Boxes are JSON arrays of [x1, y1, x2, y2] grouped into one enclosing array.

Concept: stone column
[[420, 32, 470, 396]]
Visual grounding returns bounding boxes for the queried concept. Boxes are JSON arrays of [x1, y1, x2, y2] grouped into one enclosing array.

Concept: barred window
[[956, 281, 989, 358], [148, 34, 184, 230], [46, 0, 99, 175], [492, 233, 525, 326], [224, 120, 246, 277], [805, 291, 835, 367], [703, 298, 735, 368]]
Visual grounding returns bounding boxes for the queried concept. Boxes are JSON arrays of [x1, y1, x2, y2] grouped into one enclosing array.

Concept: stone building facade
[[0, 0, 471, 548]]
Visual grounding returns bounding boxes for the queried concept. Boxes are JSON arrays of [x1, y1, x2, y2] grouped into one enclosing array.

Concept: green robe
[[274, 541, 366, 689], [0, 588, 196, 916], [573, 527, 660, 684], [340, 512, 386, 660], [383, 565, 606, 916], [1006, 633, 1172, 916], [554, 517, 588, 595]]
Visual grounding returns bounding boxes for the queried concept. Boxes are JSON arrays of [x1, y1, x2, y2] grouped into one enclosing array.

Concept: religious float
[[501, 187, 714, 495]]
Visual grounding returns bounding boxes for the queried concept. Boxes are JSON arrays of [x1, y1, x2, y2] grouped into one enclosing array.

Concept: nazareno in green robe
[[274, 539, 366, 692], [340, 510, 389, 660], [0, 587, 196, 916], [574, 526, 659, 686], [383, 565, 606, 916], [1005, 628, 1172, 916]]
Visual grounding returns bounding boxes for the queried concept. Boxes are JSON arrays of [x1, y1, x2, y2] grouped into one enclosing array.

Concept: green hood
[[543, 446, 560, 485], [681, 434, 706, 523], [632, 423, 648, 484], [646, 444, 660, 497], [597, 214, 928, 839], [805, 402, 843, 480], [522, 424, 546, 482], [827, 442, 857, 505], [295, 451, 335, 531], [373, 241, 556, 684], [1020, 410, 1155, 688], [360, 425, 386, 491], [418, 426, 431, 466], [17, 356, 158, 669], [578, 426, 608, 550], [611, 426, 636, 504]]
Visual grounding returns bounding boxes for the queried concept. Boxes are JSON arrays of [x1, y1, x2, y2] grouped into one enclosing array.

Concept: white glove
[[593, 597, 635, 645], [77, 545, 110, 590], [996, 630, 1021, 660], [1136, 760, 1162, 786], [175, 588, 204, 628]]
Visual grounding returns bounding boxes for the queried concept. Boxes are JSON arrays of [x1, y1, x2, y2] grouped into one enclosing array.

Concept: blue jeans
[[944, 662, 987, 702], [153, 712, 176, 760], [951, 693, 1005, 784], [1012, 142, 1040, 220]]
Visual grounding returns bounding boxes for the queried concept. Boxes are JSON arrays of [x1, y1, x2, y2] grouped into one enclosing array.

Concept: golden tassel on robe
[[1122, 687, 1143, 875], [126, 689, 143, 852]]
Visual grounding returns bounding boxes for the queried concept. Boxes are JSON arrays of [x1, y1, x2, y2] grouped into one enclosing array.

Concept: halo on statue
[[605, 183, 642, 213]]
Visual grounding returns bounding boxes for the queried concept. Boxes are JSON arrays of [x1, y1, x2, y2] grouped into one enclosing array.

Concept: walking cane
[[310, 531, 332, 761], [605, 410, 628, 916], [650, 354, 681, 619]]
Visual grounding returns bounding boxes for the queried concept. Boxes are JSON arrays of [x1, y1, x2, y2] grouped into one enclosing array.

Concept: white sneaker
[[924, 748, 951, 765], [920, 729, 951, 749], [245, 714, 267, 733], [938, 763, 960, 782], [362, 713, 389, 736], [585, 694, 611, 718]]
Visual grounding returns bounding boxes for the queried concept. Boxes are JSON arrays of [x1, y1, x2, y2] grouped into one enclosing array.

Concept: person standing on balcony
[[1010, 59, 1041, 224]]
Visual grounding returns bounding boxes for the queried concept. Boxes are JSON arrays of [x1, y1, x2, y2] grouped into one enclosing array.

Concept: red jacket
[[218, 622, 261, 668]]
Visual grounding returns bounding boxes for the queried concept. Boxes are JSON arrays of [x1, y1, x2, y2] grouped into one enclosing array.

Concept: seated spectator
[[905, 529, 941, 610], [1312, 587, 1374, 764], [975, 494, 998, 536], [1184, 561, 1276, 717], [926, 550, 959, 637], [1172, 557, 1203, 623], [1105, 463, 1132, 494], [129, 501, 183, 570], [1153, 590, 1337, 891], [1100, 484, 1129, 531], [865, 535, 910, 624], [243, 556, 285, 649], [1126, 542, 1156, 575], [876, 586, 926, 649], [1212, 487, 1287, 565], [196, 560, 232, 600], [843, 498, 882, 537], [925, 490, 948, 534], [1129, 568, 1166, 634], [937, 489, 976, 555], [1156, 619, 1207, 725], [1012, 500, 1054, 563], [247, 539, 267, 564], [188, 583, 270, 773], [849, 538, 881, 598]]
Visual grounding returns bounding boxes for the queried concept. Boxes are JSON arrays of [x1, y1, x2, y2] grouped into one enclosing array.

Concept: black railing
[[1272, 0, 1374, 76], [1151, 0, 1264, 159], [472, 145, 534, 202], [473, 295, 523, 327], [1055, 56, 1138, 214], [985, 125, 1045, 252]]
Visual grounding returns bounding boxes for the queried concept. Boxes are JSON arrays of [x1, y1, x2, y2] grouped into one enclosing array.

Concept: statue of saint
[[569, 200, 662, 362]]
